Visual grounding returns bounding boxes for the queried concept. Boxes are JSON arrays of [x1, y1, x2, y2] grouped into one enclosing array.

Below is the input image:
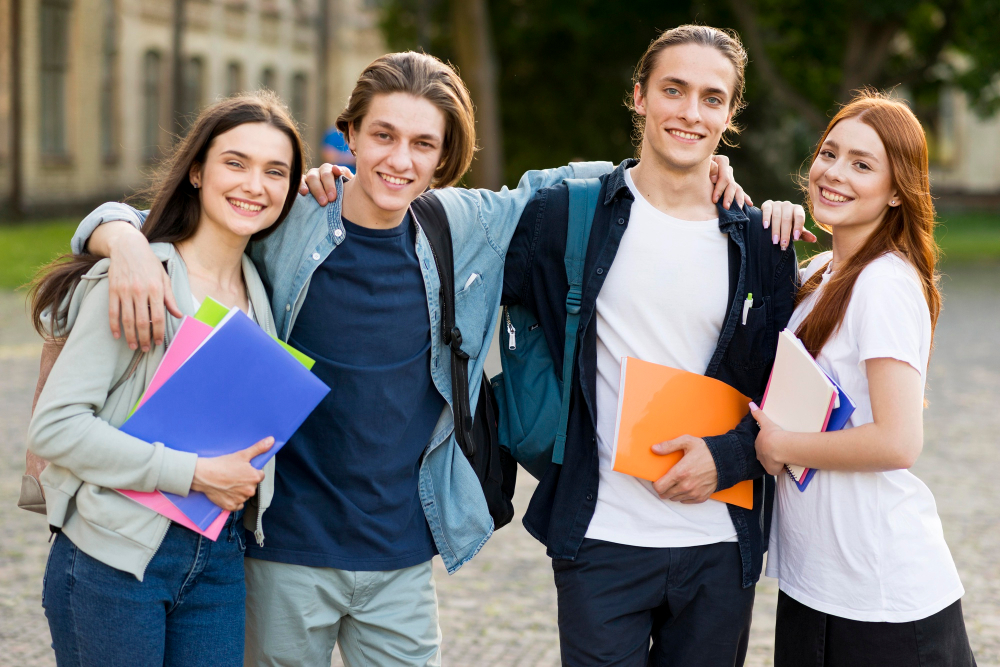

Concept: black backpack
[[409, 194, 517, 531]]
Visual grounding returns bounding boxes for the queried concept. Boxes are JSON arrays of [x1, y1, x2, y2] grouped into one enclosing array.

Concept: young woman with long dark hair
[[752, 91, 976, 666], [27, 91, 305, 666]]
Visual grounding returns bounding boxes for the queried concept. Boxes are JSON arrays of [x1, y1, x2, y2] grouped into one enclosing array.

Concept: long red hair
[[796, 90, 941, 358]]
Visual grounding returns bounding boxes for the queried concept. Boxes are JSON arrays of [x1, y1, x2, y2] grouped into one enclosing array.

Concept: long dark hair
[[30, 90, 305, 339]]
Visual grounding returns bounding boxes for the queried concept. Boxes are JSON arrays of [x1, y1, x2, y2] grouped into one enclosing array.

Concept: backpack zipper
[[504, 306, 516, 350]]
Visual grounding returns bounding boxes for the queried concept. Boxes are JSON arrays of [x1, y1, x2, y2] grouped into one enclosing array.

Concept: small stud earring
[[193, 183, 200, 189], [890, 200, 895, 205]]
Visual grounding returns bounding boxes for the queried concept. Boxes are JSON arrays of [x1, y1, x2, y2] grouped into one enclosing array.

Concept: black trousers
[[775, 590, 977, 667], [552, 539, 755, 667]]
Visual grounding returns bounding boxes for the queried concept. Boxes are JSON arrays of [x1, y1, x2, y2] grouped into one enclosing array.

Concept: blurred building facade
[[0, 0, 384, 216], [931, 87, 1000, 199]]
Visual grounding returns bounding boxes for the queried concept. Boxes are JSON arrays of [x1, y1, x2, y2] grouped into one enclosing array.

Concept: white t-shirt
[[584, 168, 738, 548], [766, 251, 964, 622]]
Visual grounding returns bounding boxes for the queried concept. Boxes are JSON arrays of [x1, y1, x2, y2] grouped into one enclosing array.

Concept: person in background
[[753, 91, 977, 667], [321, 126, 357, 173], [27, 91, 304, 666]]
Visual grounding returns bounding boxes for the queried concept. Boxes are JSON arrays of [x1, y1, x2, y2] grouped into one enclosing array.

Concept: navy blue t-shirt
[[246, 215, 443, 571]]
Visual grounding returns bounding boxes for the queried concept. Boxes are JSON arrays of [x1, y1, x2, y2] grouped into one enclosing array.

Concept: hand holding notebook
[[612, 357, 755, 510], [758, 329, 856, 490]]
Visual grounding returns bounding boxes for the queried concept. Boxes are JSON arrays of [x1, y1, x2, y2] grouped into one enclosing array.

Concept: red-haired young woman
[[752, 91, 976, 667]]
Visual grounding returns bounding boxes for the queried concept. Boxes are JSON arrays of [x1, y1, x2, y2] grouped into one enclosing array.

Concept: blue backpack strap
[[552, 178, 602, 465]]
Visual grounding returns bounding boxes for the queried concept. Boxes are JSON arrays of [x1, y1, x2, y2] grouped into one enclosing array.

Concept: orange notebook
[[612, 357, 754, 510]]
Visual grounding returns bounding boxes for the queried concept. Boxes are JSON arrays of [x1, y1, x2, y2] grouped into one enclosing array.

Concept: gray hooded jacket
[[28, 243, 277, 580]]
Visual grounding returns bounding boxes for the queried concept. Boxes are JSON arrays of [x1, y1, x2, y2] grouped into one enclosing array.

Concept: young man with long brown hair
[[501, 26, 800, 666]]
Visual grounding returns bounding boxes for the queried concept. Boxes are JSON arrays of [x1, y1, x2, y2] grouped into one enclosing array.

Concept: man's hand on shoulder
[[709, 155, 750, 211], [102, 223, 180, 351], [651, 435, 719, 504]]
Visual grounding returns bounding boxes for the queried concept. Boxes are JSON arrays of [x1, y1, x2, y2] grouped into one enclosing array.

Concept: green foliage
[[936, 211, 1000, 263], [0, 220, 78, 290], [378, 0, 1000, 198]]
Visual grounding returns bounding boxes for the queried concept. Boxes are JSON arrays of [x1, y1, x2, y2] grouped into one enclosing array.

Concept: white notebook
[[760, 329, 838, 482]]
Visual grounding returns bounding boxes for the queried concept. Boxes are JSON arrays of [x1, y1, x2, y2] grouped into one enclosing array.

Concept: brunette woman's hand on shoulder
[[298, 164, 354, 206], [191, 437, 274, 511], [91, 221, 182, 352]]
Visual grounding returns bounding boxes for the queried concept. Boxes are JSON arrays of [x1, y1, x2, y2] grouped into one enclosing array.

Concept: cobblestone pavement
[[2, 266, 998, 667]]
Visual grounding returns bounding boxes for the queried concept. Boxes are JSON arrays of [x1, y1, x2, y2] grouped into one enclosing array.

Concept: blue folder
[[121, 311, 330, 530], [793, 375, 856, 491]]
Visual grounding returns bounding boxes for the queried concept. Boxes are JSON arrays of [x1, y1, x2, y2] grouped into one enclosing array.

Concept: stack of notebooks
[[117, 298, 329, 540], [758, 329, 856, 491]]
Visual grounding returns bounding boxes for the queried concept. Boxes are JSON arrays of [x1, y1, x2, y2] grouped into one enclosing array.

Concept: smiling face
[[808, 116, 900, 233], [347, 92, 446, 218], [190, 121, 294, 239], [634, 43, 735, 171]]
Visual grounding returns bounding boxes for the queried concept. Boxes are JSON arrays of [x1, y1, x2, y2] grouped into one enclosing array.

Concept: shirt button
[[334, 229, 343, 237], [285, 304, 291, 312], [586, 493, 594, 501], [617, 217, 625, 225], [312, 252, 321, 260], [596, 268, 604, 275]]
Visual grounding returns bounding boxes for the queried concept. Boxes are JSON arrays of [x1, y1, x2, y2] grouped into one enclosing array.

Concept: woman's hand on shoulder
[[760, 200, 816, 251], [191, 437, 273, 512], [298, 164, 354, 206]]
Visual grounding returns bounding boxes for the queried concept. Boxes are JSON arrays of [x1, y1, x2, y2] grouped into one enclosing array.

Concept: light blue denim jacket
[[72, 161, 614, 573]]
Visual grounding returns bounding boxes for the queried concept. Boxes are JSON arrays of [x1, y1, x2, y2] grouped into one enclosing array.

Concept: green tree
[[381, 0, 1000, 196]]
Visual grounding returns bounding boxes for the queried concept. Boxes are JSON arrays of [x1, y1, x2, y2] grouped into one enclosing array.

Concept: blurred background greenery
[[2, 0, 999, 288], [2, 210, 994, 291]]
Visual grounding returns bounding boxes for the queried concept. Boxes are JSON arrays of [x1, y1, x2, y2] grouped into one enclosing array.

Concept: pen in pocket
[[741, 293, 753, 325]]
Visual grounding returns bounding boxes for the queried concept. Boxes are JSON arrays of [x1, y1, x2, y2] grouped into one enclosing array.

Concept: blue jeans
[[42, 512, 246, 667]]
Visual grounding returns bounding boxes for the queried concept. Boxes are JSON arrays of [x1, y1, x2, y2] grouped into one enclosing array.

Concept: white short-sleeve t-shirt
[[584, 168, 738, 548], [765, 251, 964, 623]]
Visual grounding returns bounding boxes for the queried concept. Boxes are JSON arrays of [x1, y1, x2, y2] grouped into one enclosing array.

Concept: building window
[[99, 0, 118, 162], [142, 50, 162, 161], [226, 61, 243, 97], [290, 72, 308, 125], [40, 0, 72, 157], [181, 57, 205, 126], [260, 67, 277, 93]]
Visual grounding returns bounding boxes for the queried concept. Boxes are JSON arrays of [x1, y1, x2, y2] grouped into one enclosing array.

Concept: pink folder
[[119, 489, 229, 540], [118, 315, 226, 539], [138, 317, 213, 409]]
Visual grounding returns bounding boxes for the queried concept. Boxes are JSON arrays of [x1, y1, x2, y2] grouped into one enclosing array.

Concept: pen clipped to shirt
[[741, 293, 753, 325]]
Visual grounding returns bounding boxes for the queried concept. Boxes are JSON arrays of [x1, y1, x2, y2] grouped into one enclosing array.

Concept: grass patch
[[936, 211, 1000, 263], [0, 210, 996, 290], [0, 220, 79, 290], [803, 210, 1000, 264]]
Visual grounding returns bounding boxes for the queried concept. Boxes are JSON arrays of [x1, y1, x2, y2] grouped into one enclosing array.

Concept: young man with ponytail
[[752, 91, 976, 666], [502, 26, 804, 666]]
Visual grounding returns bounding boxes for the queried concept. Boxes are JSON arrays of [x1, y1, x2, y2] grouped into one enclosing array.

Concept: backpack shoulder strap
[[409, 193, 476, 458], [552, 177, 602, 465]]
